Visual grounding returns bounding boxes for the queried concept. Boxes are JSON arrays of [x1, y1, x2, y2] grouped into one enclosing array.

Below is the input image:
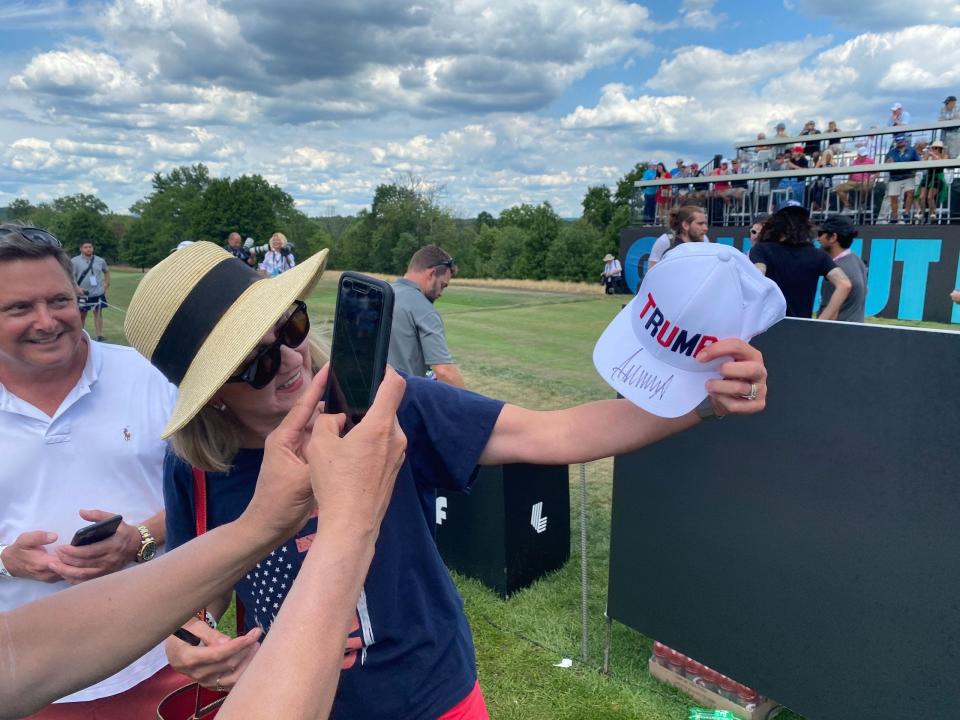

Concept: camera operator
[[224, 232, 256, 267], [259, 232, 296, 277]]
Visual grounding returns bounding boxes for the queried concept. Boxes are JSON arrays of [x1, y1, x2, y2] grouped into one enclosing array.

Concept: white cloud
[[646, 38, 830, 94], [679, 0, 725, 30], [280, 147, 350, 170], [10, 49, 142, 101], [561, 84, 693, 131], [563, 25, 960, 149], [796, 0, 960, 29], [51, 139, 134, 157]]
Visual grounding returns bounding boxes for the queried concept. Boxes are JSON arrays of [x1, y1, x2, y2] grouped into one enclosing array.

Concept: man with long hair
[[648, 205, 709, 269]]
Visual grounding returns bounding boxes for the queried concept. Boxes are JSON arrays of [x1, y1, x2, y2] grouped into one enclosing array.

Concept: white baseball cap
[[593, 243, 786, 418]]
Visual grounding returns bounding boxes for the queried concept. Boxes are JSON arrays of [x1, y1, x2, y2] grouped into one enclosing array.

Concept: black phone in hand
[[70, 514, 123, 546], [324, 272, 394, 433]]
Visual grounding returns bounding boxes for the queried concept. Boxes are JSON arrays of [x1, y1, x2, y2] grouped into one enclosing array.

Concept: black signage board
[[436, 463, 570, 598], [608, 318, 960, 719], [619, 224, 960, 324]]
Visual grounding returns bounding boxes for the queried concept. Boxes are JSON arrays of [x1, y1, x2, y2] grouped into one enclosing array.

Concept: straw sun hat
[[125, 241, 329, 438], [603, 253, 615, 262]]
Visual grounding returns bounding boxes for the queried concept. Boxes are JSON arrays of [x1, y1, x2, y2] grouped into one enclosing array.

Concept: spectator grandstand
[[633, 109, 960, 226]]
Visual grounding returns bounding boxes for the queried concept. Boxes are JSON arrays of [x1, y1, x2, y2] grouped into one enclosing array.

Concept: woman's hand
[[697, 338, 768, 417], [242, 364, 331, 540], [164, 620, 261, 691], [306, 368, 407, 538]]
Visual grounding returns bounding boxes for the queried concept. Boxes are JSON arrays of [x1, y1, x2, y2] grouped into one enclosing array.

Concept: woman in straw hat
[[125, 241, 771, 719]]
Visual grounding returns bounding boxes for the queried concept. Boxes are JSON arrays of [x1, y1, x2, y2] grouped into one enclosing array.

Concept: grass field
[[97, 270, 954, 720]]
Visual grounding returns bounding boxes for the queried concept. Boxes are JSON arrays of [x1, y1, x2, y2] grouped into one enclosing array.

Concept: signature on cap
[[610, 348, 674, 401]]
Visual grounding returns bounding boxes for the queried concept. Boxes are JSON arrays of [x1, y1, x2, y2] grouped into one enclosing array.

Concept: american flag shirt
[[163, 377, 504, 719]]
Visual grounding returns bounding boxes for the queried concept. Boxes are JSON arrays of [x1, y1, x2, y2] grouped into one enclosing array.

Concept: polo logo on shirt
[[122, 427, 131, 441], [638, 292, 718, 357]]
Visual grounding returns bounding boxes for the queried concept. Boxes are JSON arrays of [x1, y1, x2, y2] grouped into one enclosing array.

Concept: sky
[[1, 0, 958, 219]]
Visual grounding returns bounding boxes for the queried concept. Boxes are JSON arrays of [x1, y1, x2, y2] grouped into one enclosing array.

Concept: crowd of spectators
[[639, 95, 959, 225]]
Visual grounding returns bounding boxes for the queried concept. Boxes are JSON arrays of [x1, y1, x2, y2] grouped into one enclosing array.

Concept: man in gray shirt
[[71, 240, 110, 341], [388, 245, 464, 386], [817, 216, 867, 323]]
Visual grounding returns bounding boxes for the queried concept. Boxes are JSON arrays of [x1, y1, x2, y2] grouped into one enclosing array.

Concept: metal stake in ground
[[580, 462, 588, 663]]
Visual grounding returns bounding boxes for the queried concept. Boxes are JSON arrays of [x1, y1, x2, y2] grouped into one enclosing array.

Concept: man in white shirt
[[0, 224, 183, 717], [648, 205, 711, 269]]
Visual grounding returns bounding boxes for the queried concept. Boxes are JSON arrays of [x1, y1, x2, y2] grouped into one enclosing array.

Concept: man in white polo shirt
[[0, 224, 183, 717]]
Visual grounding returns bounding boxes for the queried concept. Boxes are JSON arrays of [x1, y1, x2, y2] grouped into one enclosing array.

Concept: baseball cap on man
[[894, 133, 907, 142], [891, 102, 902, 111], [593, 243, 785, 418], [819, 215, 857, 238], [945, 96, 957, 103]]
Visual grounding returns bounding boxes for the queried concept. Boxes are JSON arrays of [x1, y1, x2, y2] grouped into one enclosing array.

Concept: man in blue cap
[[885, 133, 920, 223]]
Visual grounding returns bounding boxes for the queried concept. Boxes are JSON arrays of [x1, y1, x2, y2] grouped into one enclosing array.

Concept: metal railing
[[735, 120, 960, 169], [633, 159, 960, 226]]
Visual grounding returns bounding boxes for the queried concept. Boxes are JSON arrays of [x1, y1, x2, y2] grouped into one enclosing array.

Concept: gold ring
[[215, 677, 224, 693]]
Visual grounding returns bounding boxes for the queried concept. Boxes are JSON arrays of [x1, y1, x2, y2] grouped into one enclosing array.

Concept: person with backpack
[[71, 241, 110, 341]]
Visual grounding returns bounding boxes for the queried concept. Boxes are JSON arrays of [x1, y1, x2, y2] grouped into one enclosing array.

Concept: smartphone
[[324, 272, 394, 432], [70, 514, 123, 547]]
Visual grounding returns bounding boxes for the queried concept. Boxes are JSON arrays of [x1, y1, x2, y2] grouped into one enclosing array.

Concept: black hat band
[[151, 258, 261, 386]]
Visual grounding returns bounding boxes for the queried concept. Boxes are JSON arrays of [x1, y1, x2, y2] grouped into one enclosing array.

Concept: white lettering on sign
[[436, 496, 448, 525]]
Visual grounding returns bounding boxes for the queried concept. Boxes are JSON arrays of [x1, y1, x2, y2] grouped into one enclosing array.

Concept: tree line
[[2, 162, 650, 282]]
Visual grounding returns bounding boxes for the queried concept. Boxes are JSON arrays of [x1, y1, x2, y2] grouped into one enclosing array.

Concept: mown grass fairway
[[99, 269, 959, 719]]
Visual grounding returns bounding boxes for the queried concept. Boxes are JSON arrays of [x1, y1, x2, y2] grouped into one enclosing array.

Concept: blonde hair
[[171, 331, 329, 472], [270, 232, 288, 247]]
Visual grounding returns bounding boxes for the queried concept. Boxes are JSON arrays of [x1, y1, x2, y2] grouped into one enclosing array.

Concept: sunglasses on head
[[0, 226, 62, 248], [227, 301, 310, 389], [429, 258, 456, 271]]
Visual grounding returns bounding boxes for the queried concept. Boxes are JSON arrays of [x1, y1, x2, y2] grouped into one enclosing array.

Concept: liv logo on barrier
[[531, 502, 548, 534], [436, 496, 447, 525]]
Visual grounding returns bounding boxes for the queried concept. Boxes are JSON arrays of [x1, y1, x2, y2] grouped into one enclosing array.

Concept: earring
[[212, 402, 227, 412]]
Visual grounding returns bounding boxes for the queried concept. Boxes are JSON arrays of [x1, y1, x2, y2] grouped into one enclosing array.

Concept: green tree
[[6, 198, 34, 222], [498, 202, 560, 280], [545, 220, 604, 282], [581, 186, 613, 231], [475, 211, 496, 230], [613, 162, 650, 223], [61, 207, 114, 258], [51, 193, 109, 216]]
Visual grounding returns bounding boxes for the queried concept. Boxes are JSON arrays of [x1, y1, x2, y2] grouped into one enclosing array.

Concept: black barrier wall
[[607, 319, 960, 719], [436, 464, 570, 597], [619, 225, 960, 324]]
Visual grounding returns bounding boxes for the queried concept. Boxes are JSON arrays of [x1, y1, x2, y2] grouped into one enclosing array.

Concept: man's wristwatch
[[0, 544, 12, 577], [135, 526, 158, 563]]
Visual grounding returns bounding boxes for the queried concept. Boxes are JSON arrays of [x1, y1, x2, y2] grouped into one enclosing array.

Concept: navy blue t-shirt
[[165, 377, 504, 720], [748, 242, 837, 318]]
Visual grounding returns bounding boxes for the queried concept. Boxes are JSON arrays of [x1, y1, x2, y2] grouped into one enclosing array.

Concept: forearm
[[820, 278, 851, 321], [0, 516, 278, 717], [432, 363, 465, 388], [221, 525, 377, 720], [480, 399, 699, 466]]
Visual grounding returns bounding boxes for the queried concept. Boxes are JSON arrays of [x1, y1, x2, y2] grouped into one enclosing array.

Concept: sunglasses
[[0, 226, 62, 248], [227, 301, 310, 389], [429, 258, 456, 271], [750, 229, 760, 235]]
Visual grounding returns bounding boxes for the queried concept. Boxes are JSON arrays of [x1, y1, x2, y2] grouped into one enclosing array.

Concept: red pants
[[438, 680, 489, 720], [25, 665, 191, 719]]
